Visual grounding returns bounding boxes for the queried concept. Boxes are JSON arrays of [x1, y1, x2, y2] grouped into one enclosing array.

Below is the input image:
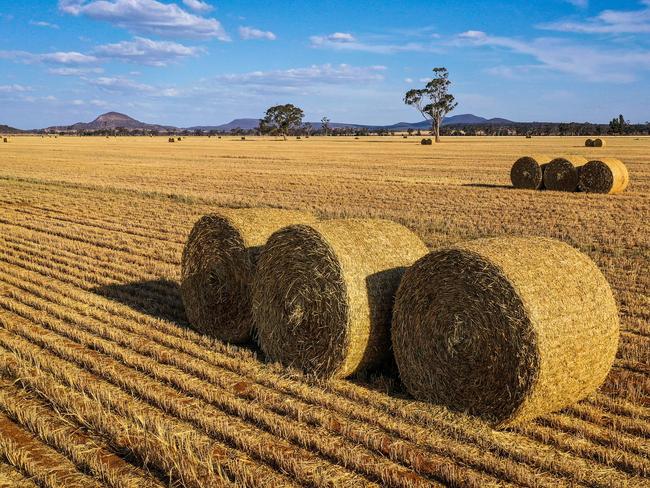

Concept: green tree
[[321, 116, 330, 136], [261, 104, 304, 140], [404, 67, 457, 143]]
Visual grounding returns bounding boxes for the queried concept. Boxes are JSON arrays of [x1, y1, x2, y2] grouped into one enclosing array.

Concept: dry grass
[[0, 135, 648, 487]]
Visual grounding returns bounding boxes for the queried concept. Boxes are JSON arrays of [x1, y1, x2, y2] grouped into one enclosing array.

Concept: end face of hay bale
[[585, 139, 594, 147], [253, 219, 428, 379], [543, 156, 588, 192], [181, 209, 314, 343], [592, 138, 605, 147], [579, 158, 629, 194], [392, 237, 619, 426], [510, 155, 552, 190]]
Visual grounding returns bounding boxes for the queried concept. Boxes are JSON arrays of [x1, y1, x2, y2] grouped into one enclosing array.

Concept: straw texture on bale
[[592, 138, 606, 147], [510, 154, 552, 190], [542, 155, 588, 192], [253, 219, 428, 379], [585, 139, 594, 147], [181, 208, 315, 343], [392, 237, 619, 427], [579, 158, 629, 194]]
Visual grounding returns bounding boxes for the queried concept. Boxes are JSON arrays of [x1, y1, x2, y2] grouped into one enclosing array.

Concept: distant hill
[[45, 112, 177, 132], [37, 111, 517, 133], [0, 124, 24, 134]]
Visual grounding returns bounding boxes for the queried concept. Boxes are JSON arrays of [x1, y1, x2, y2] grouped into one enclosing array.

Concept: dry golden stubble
[[392, 237, 620, 427], [180, 208, 314, 343], [253, 219, 427, 379]]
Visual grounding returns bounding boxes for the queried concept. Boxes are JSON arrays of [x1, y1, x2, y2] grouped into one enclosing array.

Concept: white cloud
[[564, 0, 588, 8], [310, 32, 435, 54], [59, 0, 229, 40], [72, 99, 85, 105], [29, 20, 60, 29], [0, 50, 98, 65], [0, 84, 32, 93], [182, 0, 212, 13], [456, 30, 650, 82], [404, 77, 413, 83], [238, 26, 276, 41], [215, 64, 387, 87], [95, 37, 204, 66], [541, 1, 650, 34], [48, 67, 105, 75], [85, 76, 155, 93]]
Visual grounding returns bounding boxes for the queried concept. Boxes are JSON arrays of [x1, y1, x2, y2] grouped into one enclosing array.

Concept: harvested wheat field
[[0, 135, 648, 488]]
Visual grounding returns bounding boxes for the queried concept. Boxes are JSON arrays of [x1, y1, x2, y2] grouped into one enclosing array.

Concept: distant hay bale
[[585, 139, 594, 147], [168, 137, 175, 143], [241, 136, 246, 140], [253, 219, 428, 379], [542, 155, 588, 192], [592, 138, 606, 147], [177, 137, 182, 141], [525, 135, 532, 139], [2, 138, 7, 143], [403, 135, 408, 139], [392, 236, 619, 427], [510, 154, 552, 190], [296, 136, 301, 140], [421, 138, 432, 145], [181, 209, 315, 343], [579, 158, 629, 194]]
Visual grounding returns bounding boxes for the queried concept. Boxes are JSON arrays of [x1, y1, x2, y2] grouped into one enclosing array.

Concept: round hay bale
[[585, 139, 594, 147], [579, 158, 629, 194], [510, 154, 552, 190], [392, 237, 619, 427], [168, 137, 175, 143], [592, 138, 606, 147], [2, 138, 7, 143], [420, 138, 433, 145], [181, 208, 315, 343], [542, 155, 588, 192], [253, 219, 428, 379]]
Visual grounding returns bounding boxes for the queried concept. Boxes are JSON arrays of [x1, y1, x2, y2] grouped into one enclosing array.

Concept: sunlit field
[[0, 135, 648, 487]]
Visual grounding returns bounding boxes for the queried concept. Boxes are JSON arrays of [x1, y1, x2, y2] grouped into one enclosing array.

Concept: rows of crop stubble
[[0, 135, 648, 487]]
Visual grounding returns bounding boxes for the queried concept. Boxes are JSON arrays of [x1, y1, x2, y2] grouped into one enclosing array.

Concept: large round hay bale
[[579, 158, 629, 194], [392, 237, 619, 427], [510, 154, 552, 190], [592, 138, 606, 147], [181, 208, 315, 343], [542, 155, 588, 192], [585, 139, 594, 147], [253, 219, 428, 379]]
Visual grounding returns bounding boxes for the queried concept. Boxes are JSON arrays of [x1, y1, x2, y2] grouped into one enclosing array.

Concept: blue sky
[[1, 0, 649, 128]]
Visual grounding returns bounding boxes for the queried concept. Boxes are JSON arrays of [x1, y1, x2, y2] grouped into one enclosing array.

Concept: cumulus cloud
[[59, 0, 229, 40], [182, 0, 212, 13], [238, 26, 276, 40], [456, 30, 650, 82], [95, 37, 204, 66], [310, 32, 435, 54], [540, 1, 650, 34]]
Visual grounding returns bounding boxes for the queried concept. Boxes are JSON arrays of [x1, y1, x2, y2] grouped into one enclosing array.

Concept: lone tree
[[321, 116, 330, 136], [260, 104, 304, 140], [404, 67, 457, 143]]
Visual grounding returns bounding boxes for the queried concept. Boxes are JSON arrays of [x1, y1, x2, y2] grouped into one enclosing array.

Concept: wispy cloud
[[310, 31, 437, 54], [0, 50, 99, 65], [563, 0, 588, 8], [0, 84, 32, 93], [48, 67, 105, 75], [84, 76, 154, 93], [540, 1, 650, 34], [238, 26, 276, 41], [94, 37, 204, 66], [29, 20, 60, 29], [59, 0, 229, 40], [215, 64, 386, 88], [182, 0, 213, 13], [456, 30, 650, 82]]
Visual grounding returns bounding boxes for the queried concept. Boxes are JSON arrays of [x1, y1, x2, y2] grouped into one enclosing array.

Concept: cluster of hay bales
[[168, 137, 175, 143], [420, 138, 433, 145], [585, 138, 606, 147], [511, 154, 629, 194], [181, 210, 620, 427]]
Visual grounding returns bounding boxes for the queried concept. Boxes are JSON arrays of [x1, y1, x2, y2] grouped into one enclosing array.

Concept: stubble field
[[0, 135, 648, 487]]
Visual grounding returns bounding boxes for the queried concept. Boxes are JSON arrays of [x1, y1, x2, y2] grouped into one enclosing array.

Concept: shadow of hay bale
[[462, 183, 513, 189]]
